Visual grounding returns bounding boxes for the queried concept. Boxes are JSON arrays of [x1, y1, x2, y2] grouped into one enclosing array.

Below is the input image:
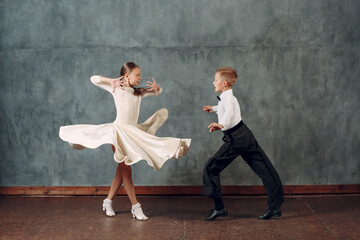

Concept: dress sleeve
[[90, 76, 112, 93], [141, 86, 163, 98]]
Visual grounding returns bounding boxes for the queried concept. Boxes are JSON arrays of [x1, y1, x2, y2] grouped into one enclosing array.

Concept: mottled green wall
[[1, 0, 359, 186]]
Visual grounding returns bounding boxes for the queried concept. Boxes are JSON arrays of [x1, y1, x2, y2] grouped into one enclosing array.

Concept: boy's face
[[213, 72, 227, 92]]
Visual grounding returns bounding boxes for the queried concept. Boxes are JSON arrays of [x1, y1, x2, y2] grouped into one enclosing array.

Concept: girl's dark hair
[[119, 62, 144, 96]]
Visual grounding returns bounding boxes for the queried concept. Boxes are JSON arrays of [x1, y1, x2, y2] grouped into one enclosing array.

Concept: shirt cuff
[[218, 121, 228, 131], [212, 105, 218, 112]]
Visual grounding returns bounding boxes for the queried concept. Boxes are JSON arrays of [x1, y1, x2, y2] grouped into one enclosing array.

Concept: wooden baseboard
[[0, 184, 359, 196]]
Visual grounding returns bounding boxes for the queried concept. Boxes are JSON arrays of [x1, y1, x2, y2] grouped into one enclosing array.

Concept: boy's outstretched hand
[[208, 123, 223, 133], [203, 105, 213, 112]]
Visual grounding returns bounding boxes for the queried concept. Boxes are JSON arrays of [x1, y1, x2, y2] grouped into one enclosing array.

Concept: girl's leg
[[107, 145, 124, 199], [103, 163, 122, 216], [107, 163, 123, 200], [119, 162, 148, 220], [119, 162, 138, 205], [105, 145, 147, 220], [103, 146, 123, 217]]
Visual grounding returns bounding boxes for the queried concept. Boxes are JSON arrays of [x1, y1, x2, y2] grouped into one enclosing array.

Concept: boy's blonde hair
[[216, 67, 237, 87]]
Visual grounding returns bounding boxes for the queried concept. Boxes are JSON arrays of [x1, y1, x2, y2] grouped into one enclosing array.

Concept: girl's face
[[126, 67, 142, 86]]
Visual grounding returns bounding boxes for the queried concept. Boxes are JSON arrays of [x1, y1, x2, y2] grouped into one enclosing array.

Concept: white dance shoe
[[102, 198, 115, 217], [131, 203, 148, 221]]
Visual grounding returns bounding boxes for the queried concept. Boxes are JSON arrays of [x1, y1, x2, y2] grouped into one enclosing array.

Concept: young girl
[[59, 62, 191, 220]]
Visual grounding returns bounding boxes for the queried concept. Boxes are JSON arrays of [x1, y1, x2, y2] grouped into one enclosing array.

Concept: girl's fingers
[[148, 79, 157, 84], [145, 78, 158, 95]]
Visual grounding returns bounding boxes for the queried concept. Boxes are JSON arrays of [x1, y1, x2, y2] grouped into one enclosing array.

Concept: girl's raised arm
[[90, 75, 124, 93], [142, 78, 162, 97]]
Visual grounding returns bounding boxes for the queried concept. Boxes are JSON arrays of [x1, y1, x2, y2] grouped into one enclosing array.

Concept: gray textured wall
[[1, 0, 359, 186]]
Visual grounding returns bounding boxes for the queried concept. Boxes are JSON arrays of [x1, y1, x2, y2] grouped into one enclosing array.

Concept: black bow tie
[[217, 96, 221, 101]]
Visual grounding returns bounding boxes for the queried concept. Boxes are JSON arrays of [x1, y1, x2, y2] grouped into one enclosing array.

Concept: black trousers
[[202, 121, 284, 211]]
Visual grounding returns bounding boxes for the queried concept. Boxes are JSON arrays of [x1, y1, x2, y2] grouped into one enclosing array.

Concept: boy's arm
[[203, 105, 221, 132], [203, 105, 218, 113], [217, 101, 235, 131], [207, 101, 235, 132]]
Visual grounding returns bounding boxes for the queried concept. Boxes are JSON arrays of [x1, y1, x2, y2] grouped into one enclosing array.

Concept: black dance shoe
[[258, 208, 281, 220], [205, 208, 228, 221]]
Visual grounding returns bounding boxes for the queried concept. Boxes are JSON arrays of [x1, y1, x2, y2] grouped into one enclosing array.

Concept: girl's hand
[[146, 78, 159, 96], [111, 76, 125, 93], [208, 122, 223, 133]]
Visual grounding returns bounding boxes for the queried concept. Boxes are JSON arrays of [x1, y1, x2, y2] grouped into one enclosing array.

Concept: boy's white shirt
[[212, 89, 242, 131]]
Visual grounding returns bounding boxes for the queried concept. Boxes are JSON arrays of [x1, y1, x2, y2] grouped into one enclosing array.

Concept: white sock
[[131, 202, 141, 210], [131, 203, 148, 220], [103, 198, 115, 217]]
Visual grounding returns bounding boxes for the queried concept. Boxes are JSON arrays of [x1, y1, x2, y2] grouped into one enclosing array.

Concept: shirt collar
[[219, 89, 233, 99]]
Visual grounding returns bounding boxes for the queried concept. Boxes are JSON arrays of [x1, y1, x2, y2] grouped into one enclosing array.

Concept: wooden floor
[[1, 195, 359, 240]]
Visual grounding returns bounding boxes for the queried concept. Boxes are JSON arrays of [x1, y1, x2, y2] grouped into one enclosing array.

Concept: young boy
[[202, 67, 284, 221]]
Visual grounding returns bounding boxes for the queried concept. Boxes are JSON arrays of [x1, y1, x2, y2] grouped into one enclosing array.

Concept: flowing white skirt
[[59, 108, 191, 170]]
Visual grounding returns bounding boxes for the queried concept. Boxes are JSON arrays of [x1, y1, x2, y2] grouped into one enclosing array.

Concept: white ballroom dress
[[59, 76, 191, 170]]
